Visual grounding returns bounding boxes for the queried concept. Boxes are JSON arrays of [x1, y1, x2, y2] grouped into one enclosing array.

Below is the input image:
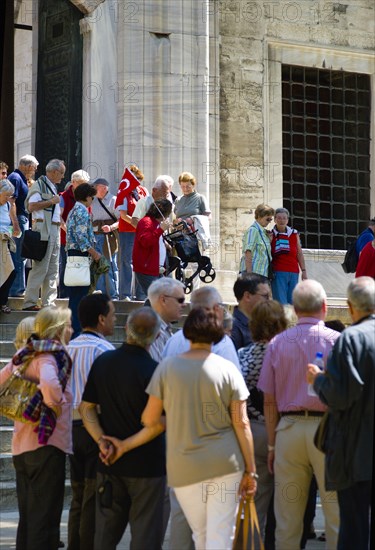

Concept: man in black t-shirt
[[80, 307, 166, 550]]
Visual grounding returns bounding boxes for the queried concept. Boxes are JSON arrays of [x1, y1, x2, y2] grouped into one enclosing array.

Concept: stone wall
[[219, 0, 375, 270]]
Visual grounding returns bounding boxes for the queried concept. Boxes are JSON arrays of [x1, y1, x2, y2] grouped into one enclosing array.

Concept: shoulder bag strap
[[257, 225, 272, 264], [98, 198, 117, 223]]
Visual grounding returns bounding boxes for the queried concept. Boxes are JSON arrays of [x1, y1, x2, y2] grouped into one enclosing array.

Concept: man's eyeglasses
[[164, 295, 185, 304], [256, 292, 270, 299]]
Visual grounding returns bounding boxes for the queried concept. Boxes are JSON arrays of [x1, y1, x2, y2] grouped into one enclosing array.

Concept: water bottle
[[307, 351, 324, 397]]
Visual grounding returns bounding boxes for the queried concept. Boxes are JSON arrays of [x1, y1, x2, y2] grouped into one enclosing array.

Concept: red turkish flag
[[115, 168, 141, 207]]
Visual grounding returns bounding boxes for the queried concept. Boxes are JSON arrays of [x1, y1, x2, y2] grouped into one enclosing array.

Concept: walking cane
[[105, 233, 117, 297]]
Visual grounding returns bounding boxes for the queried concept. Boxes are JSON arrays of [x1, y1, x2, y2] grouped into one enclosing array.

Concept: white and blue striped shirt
[[67, 332, 115, 409]]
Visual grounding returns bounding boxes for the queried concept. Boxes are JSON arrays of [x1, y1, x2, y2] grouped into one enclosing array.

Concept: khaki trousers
[[23, 224, 60, 308], [274, 415, 339, 550]]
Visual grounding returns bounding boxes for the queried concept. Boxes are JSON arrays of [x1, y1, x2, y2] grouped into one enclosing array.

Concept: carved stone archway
[[69, 0, 105, 15]]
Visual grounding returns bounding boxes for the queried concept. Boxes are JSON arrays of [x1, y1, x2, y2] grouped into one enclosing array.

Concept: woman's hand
[[90, 250, 101, 262], [102, 225, 113, 233], [239, 472, 257, 499]]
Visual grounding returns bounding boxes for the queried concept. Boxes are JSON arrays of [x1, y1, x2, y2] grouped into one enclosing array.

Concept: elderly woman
[[65, 183, 100, 337], [240, 203, 275, 279], [103, 307, 257, 549], [271, 207, 308, 304], [115, 164, 149, 300], [132, 199, 172, 296], [174, 172, 211, 223], [238, 299, 287, 543], [0, 179, 20, 313], [0, 306, 73, 549]]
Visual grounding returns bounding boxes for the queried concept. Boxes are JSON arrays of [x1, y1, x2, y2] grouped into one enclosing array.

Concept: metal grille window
[[282, 65, 371, 249]]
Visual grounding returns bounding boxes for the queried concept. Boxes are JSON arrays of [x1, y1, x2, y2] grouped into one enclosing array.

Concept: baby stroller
[[163, 220, 216, 294]]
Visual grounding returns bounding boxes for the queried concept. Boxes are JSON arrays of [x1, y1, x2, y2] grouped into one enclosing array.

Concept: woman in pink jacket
[[0, 306, 73, 550]]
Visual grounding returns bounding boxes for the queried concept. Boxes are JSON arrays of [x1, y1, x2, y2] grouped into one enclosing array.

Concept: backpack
[[341, 239, 358, 273]]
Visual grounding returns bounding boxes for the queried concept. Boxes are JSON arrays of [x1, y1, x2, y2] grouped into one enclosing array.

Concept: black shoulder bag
[[22, 180, 56, 261]]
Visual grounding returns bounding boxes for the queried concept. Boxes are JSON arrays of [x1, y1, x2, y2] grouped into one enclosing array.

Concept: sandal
[[0, 304, 12, 314], [22, 305, 41, 311]]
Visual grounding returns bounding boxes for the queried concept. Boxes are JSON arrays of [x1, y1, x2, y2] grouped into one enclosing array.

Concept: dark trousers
[[0, 269, 16, 306], [68, 423, 99, 550], [13, 445, 66, 550], [94, 472, 166, 550], [337, 480, 372, 550], [58, 245, 68, 298]]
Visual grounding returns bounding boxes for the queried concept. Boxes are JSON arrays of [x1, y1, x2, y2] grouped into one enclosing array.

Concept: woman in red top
[[356, 239, 375, 279], [271, 208, 308, 304], [133, 199, 172, 296], [115, 165, 148, 300]]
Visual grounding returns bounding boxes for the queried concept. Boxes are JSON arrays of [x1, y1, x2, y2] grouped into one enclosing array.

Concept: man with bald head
[[79, 307, 166, 550], [258, 279, 340, 550]]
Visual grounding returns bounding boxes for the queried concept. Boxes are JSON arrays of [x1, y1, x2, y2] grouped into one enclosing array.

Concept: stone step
[[0, 426, 13, 453]]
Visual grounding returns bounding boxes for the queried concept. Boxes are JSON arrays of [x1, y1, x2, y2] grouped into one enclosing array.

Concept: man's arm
[[263, 392, 279, 474], [100, 395, 165, 465], [79, 400, 113, 459]]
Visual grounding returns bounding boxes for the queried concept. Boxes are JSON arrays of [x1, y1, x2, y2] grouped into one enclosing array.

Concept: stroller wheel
[[184, 281, 194, 294], [199, 267, 216, 283]]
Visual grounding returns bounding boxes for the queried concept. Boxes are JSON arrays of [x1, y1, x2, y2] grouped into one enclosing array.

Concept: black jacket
[[314, 315, 375, 491]]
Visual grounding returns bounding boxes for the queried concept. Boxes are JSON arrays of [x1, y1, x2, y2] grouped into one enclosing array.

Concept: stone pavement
[[0, 502, 327, 549]]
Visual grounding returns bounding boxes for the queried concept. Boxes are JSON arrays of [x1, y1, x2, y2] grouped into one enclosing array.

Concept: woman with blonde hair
[[13, 316, 35, 350], [0, 306, 73, 550], [239, 203, 275, 279], [174, 172, 211, 223]]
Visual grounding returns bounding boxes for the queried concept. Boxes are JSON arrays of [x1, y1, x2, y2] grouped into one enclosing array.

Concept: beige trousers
[[274, 415, 339, 550]]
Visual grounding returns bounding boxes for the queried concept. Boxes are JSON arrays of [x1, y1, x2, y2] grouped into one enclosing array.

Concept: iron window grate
[[281, 64, 371, 250]]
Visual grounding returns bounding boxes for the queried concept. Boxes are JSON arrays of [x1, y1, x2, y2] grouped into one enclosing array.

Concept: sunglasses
[[164, 295, 185, 304]]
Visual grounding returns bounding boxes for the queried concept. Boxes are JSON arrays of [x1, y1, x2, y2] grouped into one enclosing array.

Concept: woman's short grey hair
[[126, 307, 162, 347], [19, 155, 38, 168], [154, 175, 174, 189], [190, 286, 222, 309], [0, 179, 15, 195], [347, 277, 375, 313], [275, 207, 290, 217], [71, 169, 90, 183], [292, 280, 327, 314], [148, 278, 185, 306], [46, 159, 65, 173]]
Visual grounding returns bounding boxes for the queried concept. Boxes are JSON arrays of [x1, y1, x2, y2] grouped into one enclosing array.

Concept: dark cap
[[93, 178, 109, 187]]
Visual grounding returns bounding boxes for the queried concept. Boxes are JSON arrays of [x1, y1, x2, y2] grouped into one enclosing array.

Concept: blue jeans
[[94, 233, 119, 299], [9, 214, 29, 296], [135, 272, 160, 297], [66, 285, 90, 338], [118, 232, 135, 299], [58, 246, 68, 298], [271, 271, 299, 304]]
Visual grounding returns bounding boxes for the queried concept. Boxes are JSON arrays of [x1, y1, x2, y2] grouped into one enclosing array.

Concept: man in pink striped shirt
[[258, 280, 340, 550]]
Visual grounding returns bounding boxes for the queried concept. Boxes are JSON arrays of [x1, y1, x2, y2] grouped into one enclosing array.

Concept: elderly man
[[147, 278, 186, 361], [79, 308, 166, 550], [162, 286, 240, 368], [307, 277, 374, 550], [22, 159, 65, 311], [91, 178, 120, 299], [131, 175, 174, 228], [59, 169, 90, 298], [8, 154, 39, 297], [258, 280, 340, 550], [231, 273, 271, 350]]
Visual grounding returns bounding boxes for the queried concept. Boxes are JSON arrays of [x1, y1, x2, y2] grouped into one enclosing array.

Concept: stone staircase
[[0, 297, 147, 511], [0, 271, 351, 511]]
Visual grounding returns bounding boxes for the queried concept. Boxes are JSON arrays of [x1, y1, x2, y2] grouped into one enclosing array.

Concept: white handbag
[[64, 256, 91, 286]]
